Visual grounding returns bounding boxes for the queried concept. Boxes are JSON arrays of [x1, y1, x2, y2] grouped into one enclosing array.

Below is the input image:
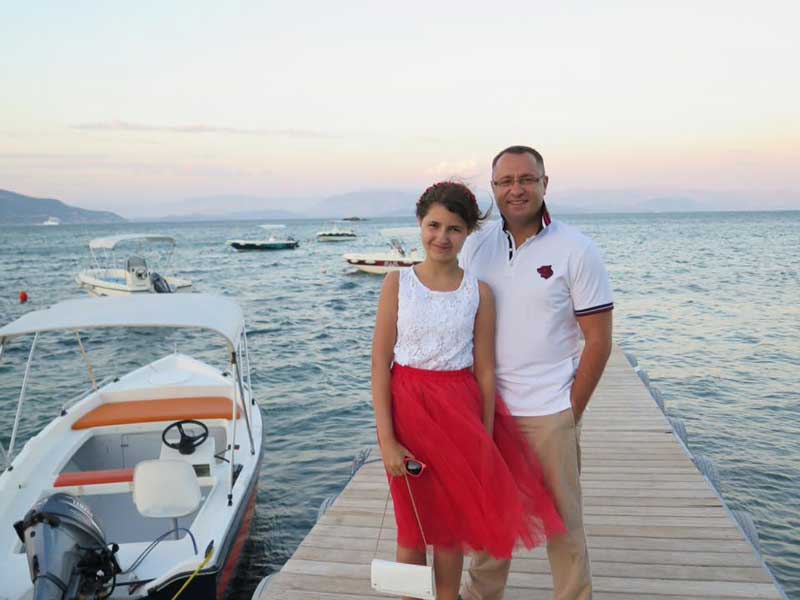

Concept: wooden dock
[[256, 346, 785, 599]]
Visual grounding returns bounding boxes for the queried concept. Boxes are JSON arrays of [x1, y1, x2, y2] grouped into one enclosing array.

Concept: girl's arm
[[473, 281, 497, 435], [371, 271, 413, 476]]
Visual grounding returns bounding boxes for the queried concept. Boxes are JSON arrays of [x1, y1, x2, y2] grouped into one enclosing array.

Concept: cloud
[[0, 152, 103, 160], [71, 120, 347, 139], [0, 153, 270, 177], [425, 158, 481, 179]]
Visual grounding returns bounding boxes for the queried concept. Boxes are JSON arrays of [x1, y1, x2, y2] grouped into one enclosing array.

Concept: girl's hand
[[380, 440, 414, 477]]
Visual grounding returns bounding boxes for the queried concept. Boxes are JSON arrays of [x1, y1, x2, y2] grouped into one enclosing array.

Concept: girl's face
[[419, 203, 469, 264]]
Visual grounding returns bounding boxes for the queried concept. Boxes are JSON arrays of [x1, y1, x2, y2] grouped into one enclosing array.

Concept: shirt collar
[[501, 201, 552, 235]]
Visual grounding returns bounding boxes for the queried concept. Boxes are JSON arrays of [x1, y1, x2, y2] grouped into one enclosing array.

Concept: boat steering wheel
[[162, 419, 209, 455]]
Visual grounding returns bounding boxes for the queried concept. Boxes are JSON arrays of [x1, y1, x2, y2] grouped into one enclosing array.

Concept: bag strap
[[374, 473, 428, 557], [403, 473, 428, 547]]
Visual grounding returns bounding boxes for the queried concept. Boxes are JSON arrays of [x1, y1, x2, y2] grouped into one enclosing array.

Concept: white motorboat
[[76, 234, 192, 296], [41, 217, 61, 226], [0, 294, 262, 600], [316, 222, 357, 242], [343, 229, 422, 274]]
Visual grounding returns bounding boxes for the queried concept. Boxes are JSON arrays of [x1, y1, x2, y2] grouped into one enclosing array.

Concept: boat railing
[[60, 375, 117, 415]]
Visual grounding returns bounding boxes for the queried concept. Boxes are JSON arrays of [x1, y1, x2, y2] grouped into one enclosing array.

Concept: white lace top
[[393, 267, 480, 370]]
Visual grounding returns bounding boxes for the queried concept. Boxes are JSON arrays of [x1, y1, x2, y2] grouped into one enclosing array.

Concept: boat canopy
[[0, 294, 245, 351], [89, 234, 176, 250]]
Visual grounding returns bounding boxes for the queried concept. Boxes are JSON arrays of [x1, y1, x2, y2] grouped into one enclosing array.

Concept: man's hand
[[572, 310, 613, 423]]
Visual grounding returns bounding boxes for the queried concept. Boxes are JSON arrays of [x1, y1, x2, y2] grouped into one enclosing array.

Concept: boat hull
[[317, 235, 356, 242], [142, 448, 262, 600], [344, 257, 421, 274], [76, 272, 192, 296], [229, 241, 298, 251]]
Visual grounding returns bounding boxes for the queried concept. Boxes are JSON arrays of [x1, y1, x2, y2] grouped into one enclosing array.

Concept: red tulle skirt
[[387, 364, 565, 559]]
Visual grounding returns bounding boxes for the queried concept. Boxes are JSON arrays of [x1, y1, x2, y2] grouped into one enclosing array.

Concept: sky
[[1, 1, 799, 217]]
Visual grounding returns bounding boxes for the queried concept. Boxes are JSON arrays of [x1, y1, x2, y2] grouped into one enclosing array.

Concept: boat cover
[[0, 294, 244, 350]]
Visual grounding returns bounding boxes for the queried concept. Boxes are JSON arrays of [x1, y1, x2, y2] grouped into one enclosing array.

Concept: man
[[459, 146, 614, 600]]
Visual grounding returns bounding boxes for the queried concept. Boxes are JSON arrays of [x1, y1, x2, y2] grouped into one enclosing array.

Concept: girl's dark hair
[[415, 181, 488, 231]]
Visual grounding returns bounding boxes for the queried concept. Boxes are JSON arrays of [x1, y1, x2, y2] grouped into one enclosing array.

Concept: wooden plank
[[272, 559, 782, 599], [291, 544, 768, 571], [255, 345, 784, 599]]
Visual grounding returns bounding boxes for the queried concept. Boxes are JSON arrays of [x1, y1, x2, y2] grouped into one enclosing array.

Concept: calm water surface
[[1, 212, 798, 598]]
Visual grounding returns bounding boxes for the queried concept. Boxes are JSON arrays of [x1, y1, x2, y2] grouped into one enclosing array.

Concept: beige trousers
[[461, 408, 592, 600]]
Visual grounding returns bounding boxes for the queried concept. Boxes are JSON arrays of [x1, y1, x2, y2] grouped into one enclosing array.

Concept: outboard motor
[[125, 256, 151, 292], [14, 493, 119, 600], [150, 272, 173, 293]]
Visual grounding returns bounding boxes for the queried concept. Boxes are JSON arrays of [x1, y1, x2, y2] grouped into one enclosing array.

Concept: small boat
[[316, 222, 357, 242], [41, 216, 61, 226], [0, 294, 262, 600], [227, 236, 299, 251], [343, 231, 422, 274], [76, 234, 192, 296]]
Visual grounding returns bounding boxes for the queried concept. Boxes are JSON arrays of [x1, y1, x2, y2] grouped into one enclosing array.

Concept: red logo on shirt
[[537, 265, 553, 279]]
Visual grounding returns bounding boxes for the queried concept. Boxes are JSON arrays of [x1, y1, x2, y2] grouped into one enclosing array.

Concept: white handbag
[[370, 472, 436, 599], [370, 558, 436, 599]]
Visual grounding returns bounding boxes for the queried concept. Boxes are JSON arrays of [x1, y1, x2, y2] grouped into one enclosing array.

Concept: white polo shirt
[[460, 218, 613, 416]]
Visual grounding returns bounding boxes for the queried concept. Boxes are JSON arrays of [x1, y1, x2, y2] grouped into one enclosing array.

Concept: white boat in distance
[[343, 228, 423, 274], [0, 294, 262, 600], [41, 216, 61, 226], [316, 222, 357, 242], [76, 234, 192, 297]]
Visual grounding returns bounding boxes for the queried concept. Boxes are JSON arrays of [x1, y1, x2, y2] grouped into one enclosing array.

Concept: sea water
[[0, 211, 798, 598]]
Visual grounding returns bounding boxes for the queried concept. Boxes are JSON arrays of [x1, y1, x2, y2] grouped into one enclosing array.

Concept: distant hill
[[146, 190, 421, 221], [0, 189, 125, 224], [309, 190, 418, 218], [635, 196, 709, 212]]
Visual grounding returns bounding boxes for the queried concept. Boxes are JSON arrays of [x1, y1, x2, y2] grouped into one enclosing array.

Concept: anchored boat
[[0, 294, 262, 600], [227, 236, 299, 251], [343, 228, 422, 274], [316, 222, 357, 242], [76, 234, 192, 296]]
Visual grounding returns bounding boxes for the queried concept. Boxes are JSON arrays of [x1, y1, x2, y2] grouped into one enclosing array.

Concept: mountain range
[[5, 186, 773, 224], [0, 189, 125, 224]]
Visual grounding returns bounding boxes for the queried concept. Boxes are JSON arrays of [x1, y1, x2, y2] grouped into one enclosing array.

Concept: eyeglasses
[[404, 457, 426, 477], [491, 174, 545, 189]]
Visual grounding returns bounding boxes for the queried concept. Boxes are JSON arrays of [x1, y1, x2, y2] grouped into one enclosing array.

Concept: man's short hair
[[492, 145, 545, 172]]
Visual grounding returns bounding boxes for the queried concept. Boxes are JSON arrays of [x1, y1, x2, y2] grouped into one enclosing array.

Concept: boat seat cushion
[[72, 396, 240, 430], [54, 468, 134, 487]]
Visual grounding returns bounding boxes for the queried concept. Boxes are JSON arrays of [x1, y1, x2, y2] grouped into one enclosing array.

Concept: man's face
[[491, 152, 548, 227]]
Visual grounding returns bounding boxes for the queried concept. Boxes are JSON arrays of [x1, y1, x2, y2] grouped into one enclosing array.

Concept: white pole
[[7, 333, 39, 469], [228, 351, 237, 507], [234, 356, 255, 455], [0, 341, 8, 464]]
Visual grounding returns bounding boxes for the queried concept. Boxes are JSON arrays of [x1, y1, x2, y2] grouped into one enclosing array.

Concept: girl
[[371, 182, 564, 600]]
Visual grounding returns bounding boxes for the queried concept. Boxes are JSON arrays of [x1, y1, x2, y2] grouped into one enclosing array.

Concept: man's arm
[[571, 310, 613, 423]]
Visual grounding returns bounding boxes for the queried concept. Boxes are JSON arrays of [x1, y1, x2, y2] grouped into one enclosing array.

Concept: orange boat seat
[[72, 396, 240, 430], [54, 468, 134, 487]]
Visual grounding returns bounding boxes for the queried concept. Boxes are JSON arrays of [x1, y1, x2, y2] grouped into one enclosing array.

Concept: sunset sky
[[2, 1, 798, 217]]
